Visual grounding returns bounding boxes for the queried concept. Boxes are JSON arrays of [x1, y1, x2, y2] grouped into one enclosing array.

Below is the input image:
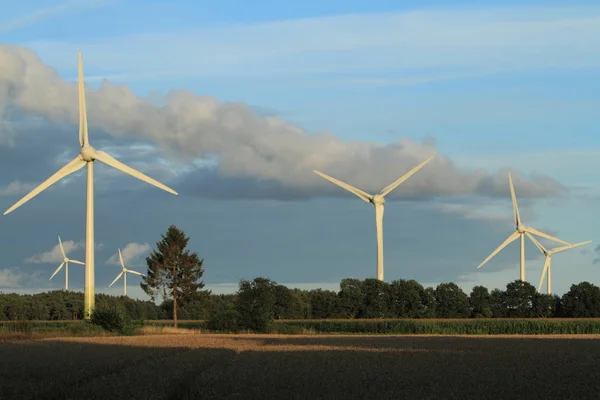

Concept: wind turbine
[[313, 153, 436, 281], [49, 235, 85, 291], [109, 248, 146, 296], [527, 234, 591, 294], [477, 172, 571, 281], [3, 52, 178, 318]]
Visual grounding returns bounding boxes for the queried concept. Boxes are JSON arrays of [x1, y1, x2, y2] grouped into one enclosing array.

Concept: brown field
[[2, 334, 600, 399]]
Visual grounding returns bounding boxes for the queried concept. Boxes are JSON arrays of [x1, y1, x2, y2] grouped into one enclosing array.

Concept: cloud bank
[[0, 45, 565, 201]]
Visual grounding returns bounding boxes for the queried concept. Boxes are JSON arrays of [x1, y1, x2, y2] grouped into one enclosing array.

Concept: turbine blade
[[127, 270, 143, 276], [58, 235, 66, 259], [508, 173, 521, 226], [93, 151, 178, 195], [109, 271, 124, 287], [525, 227, 570, 246], [50, 262, 65, 280], [78, 52, 89, 147], [69, 259, 85, 265], [537, 257, 551, 292], [312, 170, 372, 203], [552, 240, 592, 254], [118, 248, 125, 270], [4, 157, 86, 215], [525, 232, 546, 254], [380, 153, 436, 198], [477, 231, 520, 269]]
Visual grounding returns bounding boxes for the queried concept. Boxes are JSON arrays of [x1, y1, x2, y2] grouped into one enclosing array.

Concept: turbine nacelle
[[79, 146, 97, 162], [370, 194, 385, 206]]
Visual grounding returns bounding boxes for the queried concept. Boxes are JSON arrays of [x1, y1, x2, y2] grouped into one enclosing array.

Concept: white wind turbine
[[527, 234, 591, 294], [313, 154, 436, 281], [49, 235, 85, 291], [3, 52, 178, 318], [477, 172, 571, 281], [109, 248, 146, 296]]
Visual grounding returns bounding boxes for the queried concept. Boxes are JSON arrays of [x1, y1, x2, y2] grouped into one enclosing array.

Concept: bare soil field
[[2, 334, 600, 399]]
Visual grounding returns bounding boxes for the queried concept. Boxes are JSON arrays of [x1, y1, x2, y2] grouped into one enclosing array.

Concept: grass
[[6, 318, 600, 338], [2, 334, 600, 399], [145, 318, 600, 335], [0, 320, 107, 340]]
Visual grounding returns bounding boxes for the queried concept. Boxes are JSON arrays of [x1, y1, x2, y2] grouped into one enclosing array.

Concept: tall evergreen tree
[[141, 225, 207, 327]]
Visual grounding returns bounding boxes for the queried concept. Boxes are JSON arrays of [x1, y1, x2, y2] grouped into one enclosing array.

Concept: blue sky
[[0, 0, 599, 300]]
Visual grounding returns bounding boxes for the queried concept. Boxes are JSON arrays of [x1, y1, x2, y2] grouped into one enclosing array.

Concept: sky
[[0, 0, 599, 301]]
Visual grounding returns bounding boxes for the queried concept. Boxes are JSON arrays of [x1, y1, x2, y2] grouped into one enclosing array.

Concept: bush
[[206, 309, 240, 332], [91, 307, 139, 335]]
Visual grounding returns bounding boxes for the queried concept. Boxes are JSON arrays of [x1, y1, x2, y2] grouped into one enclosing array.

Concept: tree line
[[2, 277, 600, 322], [2, 225, 599, 324]]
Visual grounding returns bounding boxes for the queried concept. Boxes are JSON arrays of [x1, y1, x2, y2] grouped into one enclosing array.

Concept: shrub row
[[273, 319, 600, 334]]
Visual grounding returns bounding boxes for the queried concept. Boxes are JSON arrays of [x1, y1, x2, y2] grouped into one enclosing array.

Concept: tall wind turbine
[[109, 248, 146, 296], [527, 234, 591, 294], [3, 52, 178, 318], [477, 172, 571, 281], [49, 235, 85, 291], [313, 154, 436, 281]]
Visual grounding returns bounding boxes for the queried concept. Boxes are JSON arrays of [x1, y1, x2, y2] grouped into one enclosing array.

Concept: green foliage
[[338, 278, 365, 318], [235, 277, 277, 332], [361, 279, 388, 318], [504, 280, 537, 317], [0, 290, 163, 321], [561, 282, 600, 317], [0, 320, 107, 338], [469, 286, 491, 317], [141, 225, 209, 326], [90, 307, 139, 335], [309, 289, 340, 319], [206, 308, 240, 332], [435, 282, 470, 318], [275, 319, 600, 334]]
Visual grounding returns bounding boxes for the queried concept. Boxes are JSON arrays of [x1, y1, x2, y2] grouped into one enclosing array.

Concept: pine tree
[[141, 225, 207, 327]]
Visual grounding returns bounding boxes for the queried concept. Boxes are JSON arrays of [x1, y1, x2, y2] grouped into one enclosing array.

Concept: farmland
[[2, 334, 600, 399]]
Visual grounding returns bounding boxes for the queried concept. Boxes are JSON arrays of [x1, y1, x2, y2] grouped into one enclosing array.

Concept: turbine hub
[[79, 145, 97, 162], [371, 194, 385, 205], [64, 258, 69, 263], [516, 225, 526, 233]]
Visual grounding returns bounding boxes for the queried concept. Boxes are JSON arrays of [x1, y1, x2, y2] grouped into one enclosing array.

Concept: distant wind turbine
[[477, 172, 571, 281], [313, 153, 436, 281], [49, 235, 85, 291], [109, 248, 146, 296], [527, 234, 591, 294], [3, 52, 178, 318]]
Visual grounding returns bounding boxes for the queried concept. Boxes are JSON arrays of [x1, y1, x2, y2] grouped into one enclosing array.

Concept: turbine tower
[[313, 153, 436, 281], [109, 248, 146, 296], [527, 234, 591, 294], [477, 172, 570, 281], [3, 52, 178, 318], [49, 235, 85, 291]]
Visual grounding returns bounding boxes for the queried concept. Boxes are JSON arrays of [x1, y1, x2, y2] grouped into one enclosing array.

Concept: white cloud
[[0, 45, 565, 200], [0, 268, 28, 289], [106, 242, 151, 265], [23, 5, 600, 83], [0, 180, 35, 196], [26, 240, 83, 264], [0, 0, 118, 32]]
